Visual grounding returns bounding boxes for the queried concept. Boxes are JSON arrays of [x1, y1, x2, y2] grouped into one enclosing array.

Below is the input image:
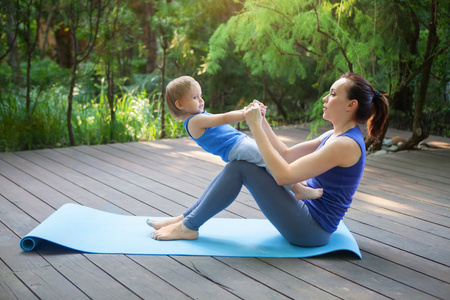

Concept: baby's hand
[[243, 103, 263, 127], [252, 100, 267, 117]]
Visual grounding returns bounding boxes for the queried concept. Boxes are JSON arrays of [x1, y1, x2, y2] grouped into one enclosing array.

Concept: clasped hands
[[243, 100, 266, 127]]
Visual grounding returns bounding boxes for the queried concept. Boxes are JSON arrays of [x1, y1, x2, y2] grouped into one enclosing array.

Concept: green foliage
[[308, 91, 328, 140], [0, 83, 185, 152], [94, 1, 140, 80], [74, 84, 186, 143], [0, 64, 13, 89], [206, 0, 448, 139], [30, 59, 70, 87], [1, 0, 448, 152], [207, 0, 379, 79], [0, 86, 68, 151], [205, 0, 386, 125]]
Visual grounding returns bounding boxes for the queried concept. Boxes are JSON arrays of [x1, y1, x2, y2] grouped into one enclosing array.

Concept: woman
[[148, 73, 389, 247]]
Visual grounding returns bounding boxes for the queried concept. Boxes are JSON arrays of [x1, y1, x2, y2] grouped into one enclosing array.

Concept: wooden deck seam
[[29, 149, 187, 216], [5, 152, 139, 216], [352, 230, 450, 270]]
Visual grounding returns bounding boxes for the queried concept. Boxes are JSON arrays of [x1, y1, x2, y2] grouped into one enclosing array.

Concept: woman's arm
[[260, 115, 329, 163], [244, 104, 359, 185], [277, 137, 360, 185], [251, 100, 326, 163]]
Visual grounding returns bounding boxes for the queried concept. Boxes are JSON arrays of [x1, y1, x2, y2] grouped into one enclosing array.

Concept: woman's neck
[[332, 120, 358, 136]]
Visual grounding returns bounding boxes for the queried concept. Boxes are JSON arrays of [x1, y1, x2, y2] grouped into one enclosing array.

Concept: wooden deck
[[1, 126, 449, 300]]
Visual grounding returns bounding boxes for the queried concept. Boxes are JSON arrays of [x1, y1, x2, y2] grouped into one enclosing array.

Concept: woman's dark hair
[[340, 72, 389, 141]]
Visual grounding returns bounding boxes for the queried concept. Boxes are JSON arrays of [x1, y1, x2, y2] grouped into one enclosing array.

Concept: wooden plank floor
[[1, 126, 449, 300]]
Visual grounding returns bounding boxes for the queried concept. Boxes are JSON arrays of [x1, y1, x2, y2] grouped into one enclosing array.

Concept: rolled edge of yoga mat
[[20, 236, 41, 252]]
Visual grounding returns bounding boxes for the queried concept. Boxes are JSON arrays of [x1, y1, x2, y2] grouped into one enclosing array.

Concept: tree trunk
[[25, 51, 32, 115], [54, 26, 72, 68], [106, 61, 116, 142], [7, 8, 22, 85], [40, 7, 55, 59], [67, 64, 77, 146], [399, 0, 437, 150], [145, 1, 158, 74], [266, 86, 288, 121], [23, 0, 42, 115], [159, 47, 166, 139], [131, 0, 158, 74], [368, 1, 421, 151]]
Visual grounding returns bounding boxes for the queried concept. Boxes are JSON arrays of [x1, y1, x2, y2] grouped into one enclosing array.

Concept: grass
[[0, 84, 186, 152]]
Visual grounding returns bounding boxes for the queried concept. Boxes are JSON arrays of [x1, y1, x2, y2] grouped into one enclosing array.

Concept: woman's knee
[[227, 160, 252, 169], [226, 160, 260, 175]]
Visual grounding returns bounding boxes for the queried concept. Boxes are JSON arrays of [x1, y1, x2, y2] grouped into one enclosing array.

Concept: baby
[[163, 75, 322, 200]]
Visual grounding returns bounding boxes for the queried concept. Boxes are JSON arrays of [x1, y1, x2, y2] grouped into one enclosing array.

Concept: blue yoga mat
[[20, 203, 361, 258]]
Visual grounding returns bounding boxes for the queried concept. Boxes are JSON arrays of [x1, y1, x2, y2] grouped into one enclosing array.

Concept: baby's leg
[[291, 182, 323, 200]]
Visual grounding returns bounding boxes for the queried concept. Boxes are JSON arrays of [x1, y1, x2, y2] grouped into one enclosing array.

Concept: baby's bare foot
[[292, 183, 323, 200], [146, 215, 184, 230], [150, 221, 199, 241], [295, 187, 323, 200]]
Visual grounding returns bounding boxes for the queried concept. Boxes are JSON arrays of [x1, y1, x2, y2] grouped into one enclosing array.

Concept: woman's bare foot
[[150, 221, 199, 241], [292, 183, 323, 200], [146, 215, 184, 230]]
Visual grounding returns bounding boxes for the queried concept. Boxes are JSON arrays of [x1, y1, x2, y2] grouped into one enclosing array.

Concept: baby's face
[[180, 84, 205, 115]]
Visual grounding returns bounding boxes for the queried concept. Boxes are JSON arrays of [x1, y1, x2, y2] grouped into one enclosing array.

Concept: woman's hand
[[244, 102, 263, 129], [252, 99, 267, 117]]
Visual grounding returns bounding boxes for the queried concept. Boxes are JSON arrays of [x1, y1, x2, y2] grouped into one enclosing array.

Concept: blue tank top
[[184, 111, 245, 162], [304, 126, 366, 233]]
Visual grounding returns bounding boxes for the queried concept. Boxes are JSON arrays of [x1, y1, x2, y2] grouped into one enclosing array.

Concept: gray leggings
[[182, 161, 331, 247]]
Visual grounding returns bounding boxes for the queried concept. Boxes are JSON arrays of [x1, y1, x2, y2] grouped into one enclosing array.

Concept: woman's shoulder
[[317, 129, 334, 142], [322, 135, 362, 168], [341, 126, 366, 153]]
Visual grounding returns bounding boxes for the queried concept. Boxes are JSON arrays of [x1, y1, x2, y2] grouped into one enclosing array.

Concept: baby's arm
[[194, 100, 265, 130], [187, 109, 245, 139]]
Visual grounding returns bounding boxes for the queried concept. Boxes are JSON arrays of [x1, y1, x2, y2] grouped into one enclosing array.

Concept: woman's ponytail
[[340, 73, 389, 142], [367, 91, 389, 142]]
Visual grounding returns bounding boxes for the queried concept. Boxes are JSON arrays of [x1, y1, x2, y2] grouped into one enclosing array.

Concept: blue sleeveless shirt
[[304, 126, 366, 233], [184, 111, 245, 162]]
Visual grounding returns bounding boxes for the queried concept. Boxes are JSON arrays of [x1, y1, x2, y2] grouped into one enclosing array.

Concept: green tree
[[100, 1, 120, 142], [0, 0, 22, 87], [152, 0, 178, 139], [206, 0, 449, 149], [377, 0, 449, 150], [206, 0, 379, 121], [60, 0, 106, 146], [18, 0, 43, 116], [130, 0, 158, 74], [95, 0, 140, 142]]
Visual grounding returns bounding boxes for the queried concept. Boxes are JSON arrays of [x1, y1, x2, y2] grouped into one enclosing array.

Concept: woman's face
[[322, 78, 352, 122]]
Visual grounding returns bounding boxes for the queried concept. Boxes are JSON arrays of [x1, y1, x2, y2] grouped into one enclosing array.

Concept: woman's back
[[305, 126, 366, 233]]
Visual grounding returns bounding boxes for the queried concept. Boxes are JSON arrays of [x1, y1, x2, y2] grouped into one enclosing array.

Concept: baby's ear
[[175, 99, 184, 110]]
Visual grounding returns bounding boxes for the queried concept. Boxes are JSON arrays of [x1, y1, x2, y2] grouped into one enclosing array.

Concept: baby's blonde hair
[[166, 76, 198, 120]]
